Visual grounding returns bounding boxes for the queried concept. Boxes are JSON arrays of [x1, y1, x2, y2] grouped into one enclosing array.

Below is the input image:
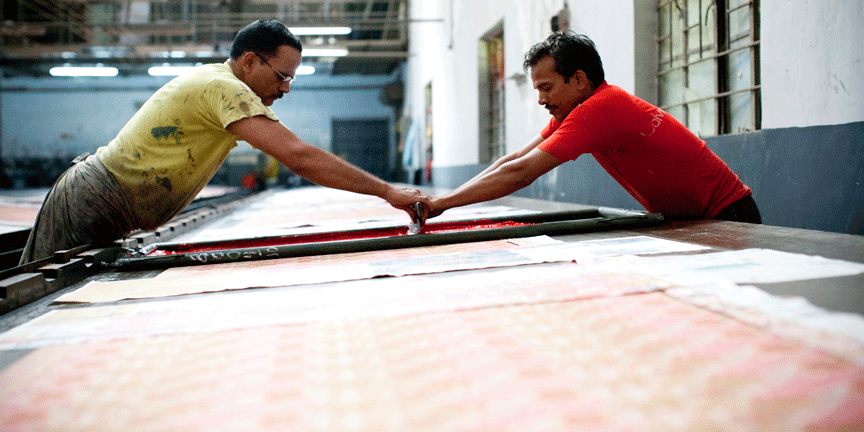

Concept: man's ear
[[240, 52, 258, 72], [573, 70, 590, 88]]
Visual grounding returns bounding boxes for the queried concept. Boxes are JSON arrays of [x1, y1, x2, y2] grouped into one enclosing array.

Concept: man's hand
[[419, 148, 562, 224], [419, 196, 447, 224], [384, 186, 431, 224]]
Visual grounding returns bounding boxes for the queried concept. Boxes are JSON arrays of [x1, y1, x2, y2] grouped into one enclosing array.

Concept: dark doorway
[[332, 119, 390, 180]]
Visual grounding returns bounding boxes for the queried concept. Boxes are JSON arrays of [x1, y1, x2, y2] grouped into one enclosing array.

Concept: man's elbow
[[512, 176, 535, 190], [259, 142, 309, 176], [509, 172, 542, 192], [501, 164, 540, 191]]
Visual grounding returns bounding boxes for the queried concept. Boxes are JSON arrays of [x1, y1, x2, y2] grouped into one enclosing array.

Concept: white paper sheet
[[617, 248, 864, 284], [517, 235, 710, 262], [667, 283, 864, 364]]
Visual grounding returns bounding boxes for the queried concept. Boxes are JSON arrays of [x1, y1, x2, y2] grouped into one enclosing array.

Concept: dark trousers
[[713, 194, 762, 224], [19, 154, 137, 265]]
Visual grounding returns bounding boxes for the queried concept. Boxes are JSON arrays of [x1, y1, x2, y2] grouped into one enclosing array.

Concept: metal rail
[[110, 209, 664, 270]]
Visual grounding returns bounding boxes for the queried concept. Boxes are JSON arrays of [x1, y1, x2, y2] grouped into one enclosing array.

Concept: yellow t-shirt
[[96, 63, 277, 229]]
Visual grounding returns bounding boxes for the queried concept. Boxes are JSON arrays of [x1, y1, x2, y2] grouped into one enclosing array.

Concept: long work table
[[0, 187, 862, 431]]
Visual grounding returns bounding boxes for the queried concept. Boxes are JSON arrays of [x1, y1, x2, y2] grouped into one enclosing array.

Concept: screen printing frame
[[110, 207, 663, 270]]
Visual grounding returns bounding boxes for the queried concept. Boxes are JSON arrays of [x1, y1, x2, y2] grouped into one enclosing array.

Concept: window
[[478, 23, 505, 163], [657, 0, 760, 136], [425, 81, 433, 183]]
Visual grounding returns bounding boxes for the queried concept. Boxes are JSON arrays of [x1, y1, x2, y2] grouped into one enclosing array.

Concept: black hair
[[523, 31, 604, 87], [229, 19, 302, 60]]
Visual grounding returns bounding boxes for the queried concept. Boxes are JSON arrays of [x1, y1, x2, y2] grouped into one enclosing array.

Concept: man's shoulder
[[168, 63, 260, 111], [181, 63, 243, 89], [588, 83, 657, 115], [592, 82, 635, 102]]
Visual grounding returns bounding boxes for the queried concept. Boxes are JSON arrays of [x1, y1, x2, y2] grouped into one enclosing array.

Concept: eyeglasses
[[254, 52, 295, 85]]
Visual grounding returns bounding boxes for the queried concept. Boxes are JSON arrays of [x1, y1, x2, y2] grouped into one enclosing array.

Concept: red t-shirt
[[538, 82, 751, 218]]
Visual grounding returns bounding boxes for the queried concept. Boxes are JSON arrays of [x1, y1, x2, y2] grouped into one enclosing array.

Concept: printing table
[[1, 188, 862, 431]]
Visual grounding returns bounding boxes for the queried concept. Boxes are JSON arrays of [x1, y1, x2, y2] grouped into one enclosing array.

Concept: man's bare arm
[[461, 134, 546, 188], [227, 115, 429, 217], [428, 147, 562, 218]]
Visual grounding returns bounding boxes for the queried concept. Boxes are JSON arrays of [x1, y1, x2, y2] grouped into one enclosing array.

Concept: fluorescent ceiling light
[[151, 51, 188, 58], [296, 65, 315, 75], [302, 48, 349, 57], [91, 50, 113, 58], [49, 66, 118, 77], [148, 65, 199, 76], [151, 64, 310, 77], [290, 26, 351, 35]]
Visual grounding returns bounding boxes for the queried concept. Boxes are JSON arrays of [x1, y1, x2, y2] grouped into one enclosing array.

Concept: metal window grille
[[479, 29, 505, 163], [657, 0, 760, 136]]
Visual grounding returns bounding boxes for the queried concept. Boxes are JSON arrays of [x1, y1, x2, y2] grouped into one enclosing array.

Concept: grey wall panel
[[707, 121, 864, 234], [431, 121, 864, 235]]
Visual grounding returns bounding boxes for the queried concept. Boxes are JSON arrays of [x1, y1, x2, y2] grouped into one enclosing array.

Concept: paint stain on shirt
[[151, 126, 180, 140], [155, 176, 173, 192], [151, 125, 184, 145], [238, 101, 250, 115]]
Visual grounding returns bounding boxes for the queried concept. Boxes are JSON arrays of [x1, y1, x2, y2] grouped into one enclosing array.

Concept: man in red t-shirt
[[425, 32, 760, 223]]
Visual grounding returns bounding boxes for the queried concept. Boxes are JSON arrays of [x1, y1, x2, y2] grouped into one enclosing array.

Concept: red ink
[[148, 220, 531, 256]]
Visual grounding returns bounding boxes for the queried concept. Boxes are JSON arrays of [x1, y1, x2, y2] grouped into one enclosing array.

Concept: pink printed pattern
[[2, 293, 862, 431]]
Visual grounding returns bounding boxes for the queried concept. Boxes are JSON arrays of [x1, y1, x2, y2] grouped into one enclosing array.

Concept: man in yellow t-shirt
[[19, 19, 430, 264]]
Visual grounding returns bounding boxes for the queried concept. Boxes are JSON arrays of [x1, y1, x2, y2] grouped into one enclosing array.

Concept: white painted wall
[[406, 0, 480, 168], [407, 0, 864, 170], [761, 0, 864, 128], [568, 0, 635, 94], [407, 0, 578, 167], [407, 0, 637, 168]]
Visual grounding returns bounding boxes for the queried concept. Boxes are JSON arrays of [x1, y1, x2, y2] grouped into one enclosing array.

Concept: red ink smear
[[148, 219, 531, 256]]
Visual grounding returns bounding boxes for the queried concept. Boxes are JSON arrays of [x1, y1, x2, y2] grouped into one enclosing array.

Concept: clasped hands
[[385, 187, 446, 229]]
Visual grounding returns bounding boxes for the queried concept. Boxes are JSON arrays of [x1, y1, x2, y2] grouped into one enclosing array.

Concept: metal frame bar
[[110, 209, 664, 270], [657, 41, 759, 76], [659, 85, 761, 110]]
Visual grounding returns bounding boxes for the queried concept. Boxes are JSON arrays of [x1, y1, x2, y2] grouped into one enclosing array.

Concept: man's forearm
[[437, 163, 534, 211], [461, 153, 518, 190], [277, 143, 393, 199], [463, 134, 545, 189], [430, 147, 562, 217], [228, 115, 396, 199]]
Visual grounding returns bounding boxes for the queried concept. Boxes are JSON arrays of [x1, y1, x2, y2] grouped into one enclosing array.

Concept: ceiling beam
[[0, 23, 48, 37]]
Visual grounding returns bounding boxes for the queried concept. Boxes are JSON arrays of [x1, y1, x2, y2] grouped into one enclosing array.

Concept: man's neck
[[226, 59, 242, 80]]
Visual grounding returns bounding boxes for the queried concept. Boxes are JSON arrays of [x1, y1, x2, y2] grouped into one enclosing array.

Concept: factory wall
[[407, 0, 864, 234], [760, 0, 864, 128], [0, 72, 398, 187]]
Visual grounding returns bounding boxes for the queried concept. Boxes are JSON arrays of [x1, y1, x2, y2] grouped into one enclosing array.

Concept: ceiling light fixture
[[302, 48, 349, 57], [289, 26, 352, 35], [49, 65, 119, 77], [296, 65, 316, 75]]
